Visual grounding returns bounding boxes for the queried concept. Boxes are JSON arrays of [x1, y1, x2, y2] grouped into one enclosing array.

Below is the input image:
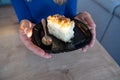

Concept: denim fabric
[[93, 0, 120, 14], [114, 6, 120, 18]]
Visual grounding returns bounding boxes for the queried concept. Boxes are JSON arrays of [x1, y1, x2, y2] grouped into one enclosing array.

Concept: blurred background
[[0, 0, 11, 5]]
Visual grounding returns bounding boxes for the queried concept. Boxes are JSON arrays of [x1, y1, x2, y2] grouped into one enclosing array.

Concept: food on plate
[[47, 14, 75, 42]]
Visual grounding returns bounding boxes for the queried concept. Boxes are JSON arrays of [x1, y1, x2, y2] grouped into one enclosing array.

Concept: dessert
[[47, 14, 75, 42]]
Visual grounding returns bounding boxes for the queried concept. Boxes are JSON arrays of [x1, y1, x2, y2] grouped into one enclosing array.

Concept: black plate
[[32, 19, 92, 54]]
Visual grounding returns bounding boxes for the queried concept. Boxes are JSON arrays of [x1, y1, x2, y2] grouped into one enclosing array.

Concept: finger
[[19, 30, 51, 59], [82, 45, 88, 52], [82, 12, 96, 48], [79, 16, 88, 25], [75, 12, 96, 27], [24, 27, 33, 38], [89, 27, 96, 48], [20, 20, 33, 38], [19, 30, 33, 45], [89, 38, 95, 48], [83, 12, 96, 27], [28, 44, 52, 59], [75, 12, 96, 49]]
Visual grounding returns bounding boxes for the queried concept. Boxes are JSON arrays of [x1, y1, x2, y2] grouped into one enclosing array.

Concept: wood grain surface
[[0, 5, 120, 80]]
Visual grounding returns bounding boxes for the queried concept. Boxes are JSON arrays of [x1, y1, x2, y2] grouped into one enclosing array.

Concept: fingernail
[[82, 48, 87, 53], [90, 44, 94, 48], [83, 49, 87, 53], [92, 24, 96, 27], [45, 55, 52, 59]]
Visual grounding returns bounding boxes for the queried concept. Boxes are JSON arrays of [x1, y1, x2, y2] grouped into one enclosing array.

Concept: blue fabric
[[115, 6, 120, 19], [93, 0, 120, 14], [11, 0, 77, 24], [0, 0, 11, 5]]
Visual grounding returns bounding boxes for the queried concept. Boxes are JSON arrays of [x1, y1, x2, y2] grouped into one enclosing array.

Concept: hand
[[74, 11, 96, 52], [19, 20, 51, 58]]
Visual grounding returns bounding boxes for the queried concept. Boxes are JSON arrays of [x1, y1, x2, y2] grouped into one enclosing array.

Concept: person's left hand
[[74, 11, 96, 52]]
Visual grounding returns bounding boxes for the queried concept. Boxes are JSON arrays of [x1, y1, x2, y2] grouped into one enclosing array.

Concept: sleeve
[[11, 0, 33, 23], [64, 0, 77, 19]]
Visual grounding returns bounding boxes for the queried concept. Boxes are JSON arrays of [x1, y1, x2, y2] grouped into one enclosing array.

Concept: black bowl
[[31, 19, 92, 54]]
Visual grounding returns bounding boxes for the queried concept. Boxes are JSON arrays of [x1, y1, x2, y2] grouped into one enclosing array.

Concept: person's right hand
[[19, 20, 51, 59]]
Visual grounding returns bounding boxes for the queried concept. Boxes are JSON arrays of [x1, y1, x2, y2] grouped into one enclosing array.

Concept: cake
[[47, 14, 75, 42]]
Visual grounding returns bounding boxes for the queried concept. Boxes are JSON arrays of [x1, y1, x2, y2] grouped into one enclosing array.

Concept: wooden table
[[0, 5, 120, 80]]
